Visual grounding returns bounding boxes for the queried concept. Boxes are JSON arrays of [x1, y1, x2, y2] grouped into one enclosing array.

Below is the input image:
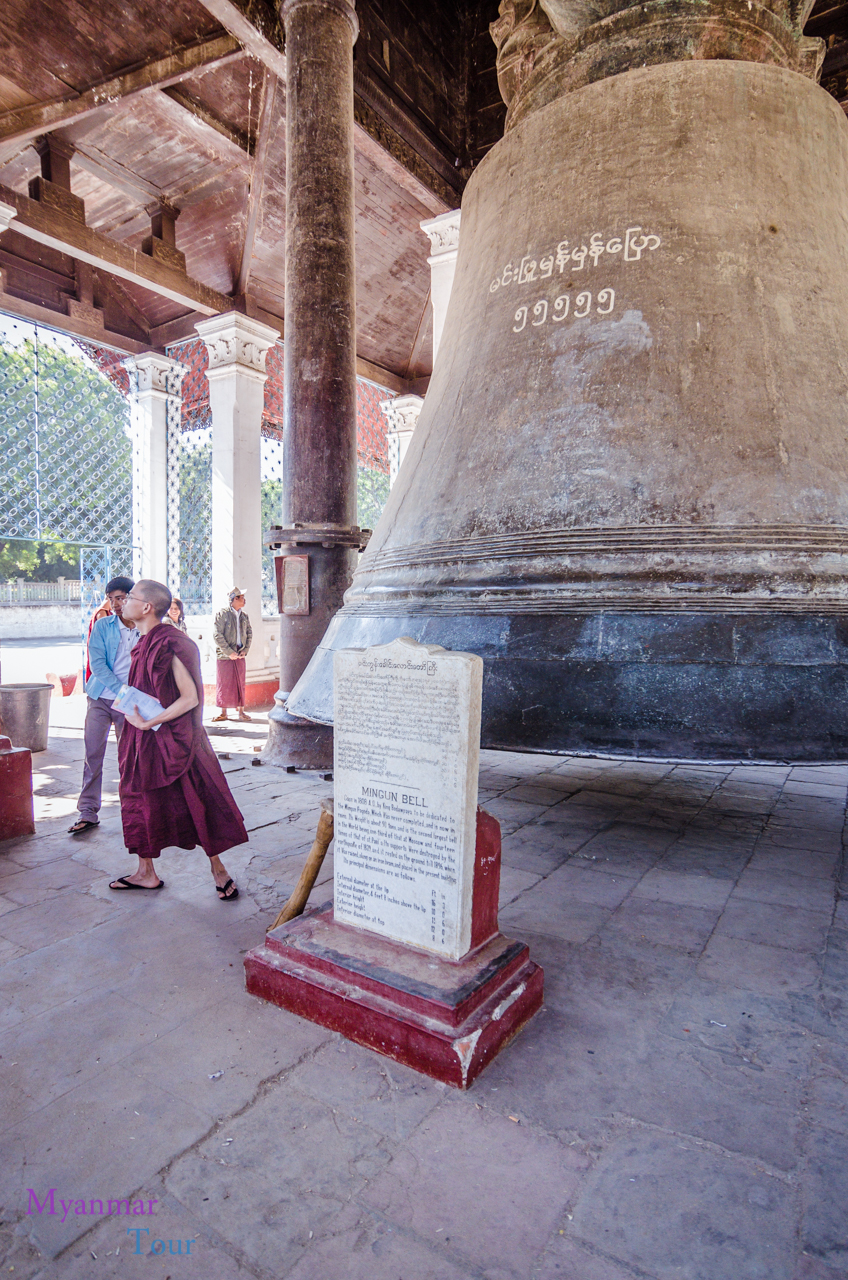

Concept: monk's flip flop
[[216, 878, 239, 902], [68, 819, 99, 836], [109, 876, 165, 892]]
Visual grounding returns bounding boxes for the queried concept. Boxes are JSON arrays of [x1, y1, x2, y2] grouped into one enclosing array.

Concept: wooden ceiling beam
[[403, 290, 432, 380], [0, 184, 232, 314], [236, 70, 278, 297], [0, 34, 244, 157], [191, 0, 287, 81], [0, 283, 148, 353], [70, 146, 163, 206], [355, 355, 416, 396], [352, 115, 450, 217], [159, 87, 254, 159], [92, 268, 150, 335]]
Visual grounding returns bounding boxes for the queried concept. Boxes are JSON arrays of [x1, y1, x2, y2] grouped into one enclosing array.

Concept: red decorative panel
[[357, 378, 392, 475], [77, 342, 130, 395], [164, 337, 394, 472], [167, 336, 210, 431]]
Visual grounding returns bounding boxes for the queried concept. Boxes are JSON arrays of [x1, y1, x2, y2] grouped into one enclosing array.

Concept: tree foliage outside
[[357, 466, 390, 532], [177, 430, 212, 610], [0, 537, 80, 580], [0, 332, 133, 580]]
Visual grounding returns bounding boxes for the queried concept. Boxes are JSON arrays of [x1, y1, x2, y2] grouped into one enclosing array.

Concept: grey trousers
[[77, 696, 126, 823]]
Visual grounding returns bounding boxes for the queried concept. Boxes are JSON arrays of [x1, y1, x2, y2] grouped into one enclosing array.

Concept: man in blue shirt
[[69, 576, 139, 835]]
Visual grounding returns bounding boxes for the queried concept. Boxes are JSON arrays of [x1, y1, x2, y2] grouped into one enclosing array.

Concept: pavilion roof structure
[[0, 0, 844, 393], [0, 0, 505, 392]]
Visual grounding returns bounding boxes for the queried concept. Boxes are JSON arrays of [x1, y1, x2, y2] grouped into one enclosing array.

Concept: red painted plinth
[[0, 735, 35, 839], [245, 906, 542, 1087], [246, 807, 543, 1086]]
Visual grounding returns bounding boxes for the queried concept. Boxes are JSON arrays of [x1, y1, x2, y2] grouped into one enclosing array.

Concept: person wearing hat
[[69, 575, 139, 835], [212, 588, 253, 722]]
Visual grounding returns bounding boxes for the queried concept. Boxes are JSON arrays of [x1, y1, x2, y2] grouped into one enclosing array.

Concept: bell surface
[[289, 57, 848, 762]]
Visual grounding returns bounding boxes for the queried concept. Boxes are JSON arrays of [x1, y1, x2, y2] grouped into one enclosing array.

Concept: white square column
[[195, 312, 279, 677], [420, 209, 461, 364], [380, 393, 424, 487], [130, 353, 186, 584]]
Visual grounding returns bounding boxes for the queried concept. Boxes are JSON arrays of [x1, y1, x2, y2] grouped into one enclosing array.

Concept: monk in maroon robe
[[109, 579, 247, 900]]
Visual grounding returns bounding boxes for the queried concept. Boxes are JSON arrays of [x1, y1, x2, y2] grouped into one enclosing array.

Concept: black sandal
[[215, 878, 239, 901], [68, 819, 99, 835]]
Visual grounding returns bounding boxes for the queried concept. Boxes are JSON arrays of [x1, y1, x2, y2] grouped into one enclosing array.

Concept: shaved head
[[135, 579, 172, 619]]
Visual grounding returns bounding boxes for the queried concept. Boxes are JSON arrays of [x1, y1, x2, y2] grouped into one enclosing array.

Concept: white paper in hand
[[113, 684, 165, 731]]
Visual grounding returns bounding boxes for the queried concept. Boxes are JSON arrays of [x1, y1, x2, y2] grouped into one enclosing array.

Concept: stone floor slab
[[802, 1128, 848, 1271], [631, 868, 734, 909], [568, 1131, 797, 1280], [604, 897, 721, 952], [535, 1237, 649, 1280], [283, 1214, 475, 1280], [733, 869, 838, 914], [698, 935, 822, 995], [165, 1091, 391, 1277], [286, 1037, 444, 1141], [359, 1101, 590, 1278], [713, 898, 830, 953]]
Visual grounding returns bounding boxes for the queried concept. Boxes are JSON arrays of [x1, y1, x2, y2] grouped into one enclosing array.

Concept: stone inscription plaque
[[333, 636, 483, 960]]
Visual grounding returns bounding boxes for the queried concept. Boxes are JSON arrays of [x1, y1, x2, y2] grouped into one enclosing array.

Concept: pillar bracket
[[265, 524, 371, 551]]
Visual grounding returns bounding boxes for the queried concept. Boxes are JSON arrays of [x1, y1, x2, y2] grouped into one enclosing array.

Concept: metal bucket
[[0, 683, 52, 752]]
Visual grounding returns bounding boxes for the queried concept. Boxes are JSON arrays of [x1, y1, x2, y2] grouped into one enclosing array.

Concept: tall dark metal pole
[[264, 0, 363, 768]]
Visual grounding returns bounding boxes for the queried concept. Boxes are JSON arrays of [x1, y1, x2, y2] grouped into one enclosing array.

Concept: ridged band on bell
[[287, 15, 848, 762]]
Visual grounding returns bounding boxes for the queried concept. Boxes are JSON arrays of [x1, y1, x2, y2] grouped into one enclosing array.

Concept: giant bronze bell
[[288, 0, 848, 761]]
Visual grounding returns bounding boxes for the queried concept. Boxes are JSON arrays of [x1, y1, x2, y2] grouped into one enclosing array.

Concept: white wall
[[0, 605, 80, 640]]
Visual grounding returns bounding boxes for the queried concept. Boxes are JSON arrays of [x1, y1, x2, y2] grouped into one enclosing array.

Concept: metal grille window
[[0, 314, 136, 626], [176, 425, 213, 613], [166, 337, 212, 614], [261, 426, 285, 614]]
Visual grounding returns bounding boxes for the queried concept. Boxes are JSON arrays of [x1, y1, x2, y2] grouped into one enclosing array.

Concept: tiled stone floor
[[0, 695, 846, 1279]]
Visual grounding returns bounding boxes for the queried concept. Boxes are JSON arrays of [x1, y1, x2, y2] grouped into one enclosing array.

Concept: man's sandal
[[109, 876, 165, 891], [68, 819, 99, 835], [216, 878, 239, 901]]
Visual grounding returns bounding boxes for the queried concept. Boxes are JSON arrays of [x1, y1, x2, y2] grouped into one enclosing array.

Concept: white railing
[[1, 578, 82, 604]]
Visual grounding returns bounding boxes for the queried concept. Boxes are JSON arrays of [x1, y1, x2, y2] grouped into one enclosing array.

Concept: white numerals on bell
[[513, 288, 616, 333]]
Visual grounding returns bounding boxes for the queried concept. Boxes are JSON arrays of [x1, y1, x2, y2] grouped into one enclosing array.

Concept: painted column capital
[[381, 393, 424, 436], [420, 211, 461, 365], [195, 311, 279, 383], [281, 0, 359, 42], [420, 209, 462, 267], [131, 352, 187, 399], [381, 394, 424, 487]]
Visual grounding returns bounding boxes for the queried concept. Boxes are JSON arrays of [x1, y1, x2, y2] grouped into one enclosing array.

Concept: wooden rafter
[[0, 282, 150, 353], [92, 268, 150, 335], [236, 70, 277, 297], [404, 290, 432, 380], [0, 34, 243, 158], [192, 0, 287, 80], [160, 87, 253, 160], [69, 146, 162, 206], [0, 184, 232, 314]]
